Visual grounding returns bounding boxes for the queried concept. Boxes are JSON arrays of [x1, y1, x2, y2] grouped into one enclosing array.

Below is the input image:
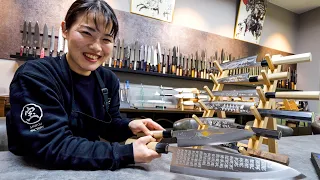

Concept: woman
[[6, 0, 163, 170]]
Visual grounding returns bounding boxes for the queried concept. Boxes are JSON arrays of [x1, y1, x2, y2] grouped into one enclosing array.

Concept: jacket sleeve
[[7, 70, 134, 170], [99, 76, 134, 142]]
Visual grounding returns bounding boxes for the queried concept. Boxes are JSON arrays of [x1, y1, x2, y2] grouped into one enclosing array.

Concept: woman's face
[[62, 12, 114, 76]]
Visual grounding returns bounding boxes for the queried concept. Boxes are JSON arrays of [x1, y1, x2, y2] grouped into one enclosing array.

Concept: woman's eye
[[103, 39, 112, 43], [81, 31, 91, 36]]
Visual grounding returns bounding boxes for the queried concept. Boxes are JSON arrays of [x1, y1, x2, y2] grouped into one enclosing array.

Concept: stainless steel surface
[[42, 24, 48, 49]]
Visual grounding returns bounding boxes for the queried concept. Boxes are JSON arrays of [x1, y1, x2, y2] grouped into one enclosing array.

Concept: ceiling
[[269, 0, 320, 14]]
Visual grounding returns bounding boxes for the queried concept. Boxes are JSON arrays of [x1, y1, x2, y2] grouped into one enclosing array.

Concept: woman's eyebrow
[[80, 25, 113, 37]]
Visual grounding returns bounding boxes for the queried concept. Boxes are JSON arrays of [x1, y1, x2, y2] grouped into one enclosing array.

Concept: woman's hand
[[132, 135, 161, 163], [128, 118, 165, 136]]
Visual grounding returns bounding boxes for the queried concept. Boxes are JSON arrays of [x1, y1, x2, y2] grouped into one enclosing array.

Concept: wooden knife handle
[[256, 72, 288, 82], [125, 139, 168, 154], [20, 46, 24, 56], [271, 53, 311, 65], [246, 148, 289, 166], [136, 130, 172, 139], [265, 91, 320, 100]]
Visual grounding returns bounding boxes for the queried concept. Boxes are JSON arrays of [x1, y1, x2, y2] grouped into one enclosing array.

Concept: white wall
[[106, 0, 297, 53], [296, 7, 320, 113]]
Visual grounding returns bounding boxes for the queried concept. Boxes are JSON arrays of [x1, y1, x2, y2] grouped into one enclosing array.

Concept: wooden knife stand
[[191, 54, 291, 163]]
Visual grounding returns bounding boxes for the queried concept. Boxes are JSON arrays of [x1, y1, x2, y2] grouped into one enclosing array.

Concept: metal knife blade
[[26, 21, 32, 57], [40, 24, 48, 58], [116, 38, 121, 60], [20, 21, 27, 56], [140, 45, 144, 70], [134, 40, 139, 70], [57, 26, 64, 56], [170, 147, 305, 180], [218, 72, 288, 84], [49, 26, 55, 57], [32, 21, 40, 58], [211, 89, 259, 97], [120, 39, 124, 60]]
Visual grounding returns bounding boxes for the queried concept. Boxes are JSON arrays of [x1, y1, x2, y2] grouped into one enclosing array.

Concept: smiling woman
[[6, 0, 164, 171]]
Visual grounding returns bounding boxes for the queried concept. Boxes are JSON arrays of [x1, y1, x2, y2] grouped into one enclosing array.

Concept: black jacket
[[6, 55, 134, 170]]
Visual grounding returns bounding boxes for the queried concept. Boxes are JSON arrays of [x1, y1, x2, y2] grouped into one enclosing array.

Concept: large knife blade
[[20, 21, 27, 56], [163, 48, 167, 74], [172, 46, 177, 74], [40, 24, 48, 58], [139, 45, 145, 70], [125, 139, 305, 179], [212, 53, 312, 71], [57, 26, 64, 57], [217, 72, 288, 84], [198, 101, 314, 122], [32, 21, 40, 58], [210, 89, 259, 97], [119, 39, 124, 68], [170, 147, 305, 180], [134, 40, 139, 70], [49, 26, 55, 57], [157, 42, 162, 73], [113, 38, 120, 68], [26, 21, 32, 57]]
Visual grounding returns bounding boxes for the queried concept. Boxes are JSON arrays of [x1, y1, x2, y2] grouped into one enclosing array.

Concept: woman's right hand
[[132, 136, 161, 163]]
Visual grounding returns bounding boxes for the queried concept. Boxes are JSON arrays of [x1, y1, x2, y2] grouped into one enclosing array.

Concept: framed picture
[[130, 0, 175, 22], [234, 0, 268, 44]]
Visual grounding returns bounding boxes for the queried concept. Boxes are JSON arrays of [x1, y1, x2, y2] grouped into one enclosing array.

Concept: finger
[[138, 135, 154, 145], [146, 120, 165, 130], [139, 123, 152, 136]]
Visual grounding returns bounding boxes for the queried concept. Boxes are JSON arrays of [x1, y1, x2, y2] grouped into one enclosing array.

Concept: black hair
[[65, 0, 118, 38]]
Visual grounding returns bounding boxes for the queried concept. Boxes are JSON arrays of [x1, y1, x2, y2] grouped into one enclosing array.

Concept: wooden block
[[246, 148, 289, 166]]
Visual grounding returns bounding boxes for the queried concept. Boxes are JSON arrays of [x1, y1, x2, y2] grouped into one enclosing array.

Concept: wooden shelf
[[8, 54, 301, 92]]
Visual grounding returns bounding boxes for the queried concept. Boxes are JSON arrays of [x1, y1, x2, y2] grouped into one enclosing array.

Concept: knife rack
[[192, 54, 291, 155]]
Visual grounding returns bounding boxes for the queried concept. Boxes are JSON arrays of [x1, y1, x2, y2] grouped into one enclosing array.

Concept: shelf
[[8, 54, 301, 92]]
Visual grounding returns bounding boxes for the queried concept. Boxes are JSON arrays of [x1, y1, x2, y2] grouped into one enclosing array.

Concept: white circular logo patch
[[20, 103, 43, 125]]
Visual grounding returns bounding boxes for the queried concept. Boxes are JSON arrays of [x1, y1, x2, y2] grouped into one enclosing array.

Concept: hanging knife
[[20, 21, 27, 56], [150, 46, 155, 72], [197, 101, 314, 122], [49, 26, 55, 57], [172, 46, 176, 74], [113, 38, 120, 68], [153, 47, 158, 72], [126, 140, 305, 179], [134, 40, 139, 70], [143, 45, 148, 71], [129, 46, 134, 69], [183, 55, 187, 76], [168, 48, 172, 74], [163, 48, 167, 74], [146, 45, 151, 72], [57, 26, 64, 57], [119, 39, 124, 68], [26, 21, 32, 57], [179, 53, 183, 76], [217, 72, 289, 84], [139, 45, 145, 70], [191, 54, 195, 77], [176, 46, 180, 76], [40, 24, 48, 58], [157, 42, 162, 73], [187, 54, 191, 77], [124, 46, 131, 68], [32, 22, 40, 58]]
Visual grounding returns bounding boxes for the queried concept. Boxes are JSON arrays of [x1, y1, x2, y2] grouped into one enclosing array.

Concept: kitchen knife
[[129, 46, 134, 69], [26, 21, 32, 57], [198, 101, 314, 122], [210, 89, 259, 97], [163, 48, 167, 74], [32, 21, 40, 58], [157, 42, 162, 73], [124, 46, 131, 68], [168, 48, 172, 74], [217, 72, 289, 84], [113, 38, 120, 68], [139, 45, 145, 70], [126, 139, 305, 179], [134, 40, 139, 70], [176, 46, 180, 76], [20, 21, 27, 56], [146, 45, 151, 72], [57, 26, 64, 57], [211, 53, 312, 71], [144, 45, 148, 71], [191, 54, 195, 77], [40, 24, 48, 58], [49, 26, 55, 57], [119, 39, 124, 68], [172, 46, 177, 74]]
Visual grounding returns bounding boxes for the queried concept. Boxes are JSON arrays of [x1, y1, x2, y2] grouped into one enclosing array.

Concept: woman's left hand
[[128, 118, 165, 136]]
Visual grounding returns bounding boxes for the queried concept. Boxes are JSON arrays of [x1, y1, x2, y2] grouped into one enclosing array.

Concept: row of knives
[[19, 21, 67, 58]]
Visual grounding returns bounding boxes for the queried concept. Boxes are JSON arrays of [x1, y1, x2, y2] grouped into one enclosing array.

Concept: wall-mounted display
[[130, 0, 175, 22], [234, 0, 268, 44]]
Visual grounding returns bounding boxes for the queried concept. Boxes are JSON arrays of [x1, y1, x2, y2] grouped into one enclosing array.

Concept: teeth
[[84, 53, 99, 60]]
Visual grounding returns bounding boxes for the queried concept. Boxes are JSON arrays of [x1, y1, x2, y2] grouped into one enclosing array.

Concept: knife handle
[[20, 46, 24, 56], [49, 50, 54, 57], [136, 130, 172, 139], [40, 48, 45, 58], [250, 127, 282, 139], [33, 47, 37, 58], [125, 139, 168, 154], [26, 47, 30, 57], [265, 91, 320, 100]]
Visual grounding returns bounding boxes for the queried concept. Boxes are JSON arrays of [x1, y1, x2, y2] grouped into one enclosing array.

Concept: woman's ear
[[61, 21, 67, 38]]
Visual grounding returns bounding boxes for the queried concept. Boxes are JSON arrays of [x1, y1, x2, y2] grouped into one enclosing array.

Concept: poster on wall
[[130, 0, 175, 22], [234, 0, 268, 44]]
